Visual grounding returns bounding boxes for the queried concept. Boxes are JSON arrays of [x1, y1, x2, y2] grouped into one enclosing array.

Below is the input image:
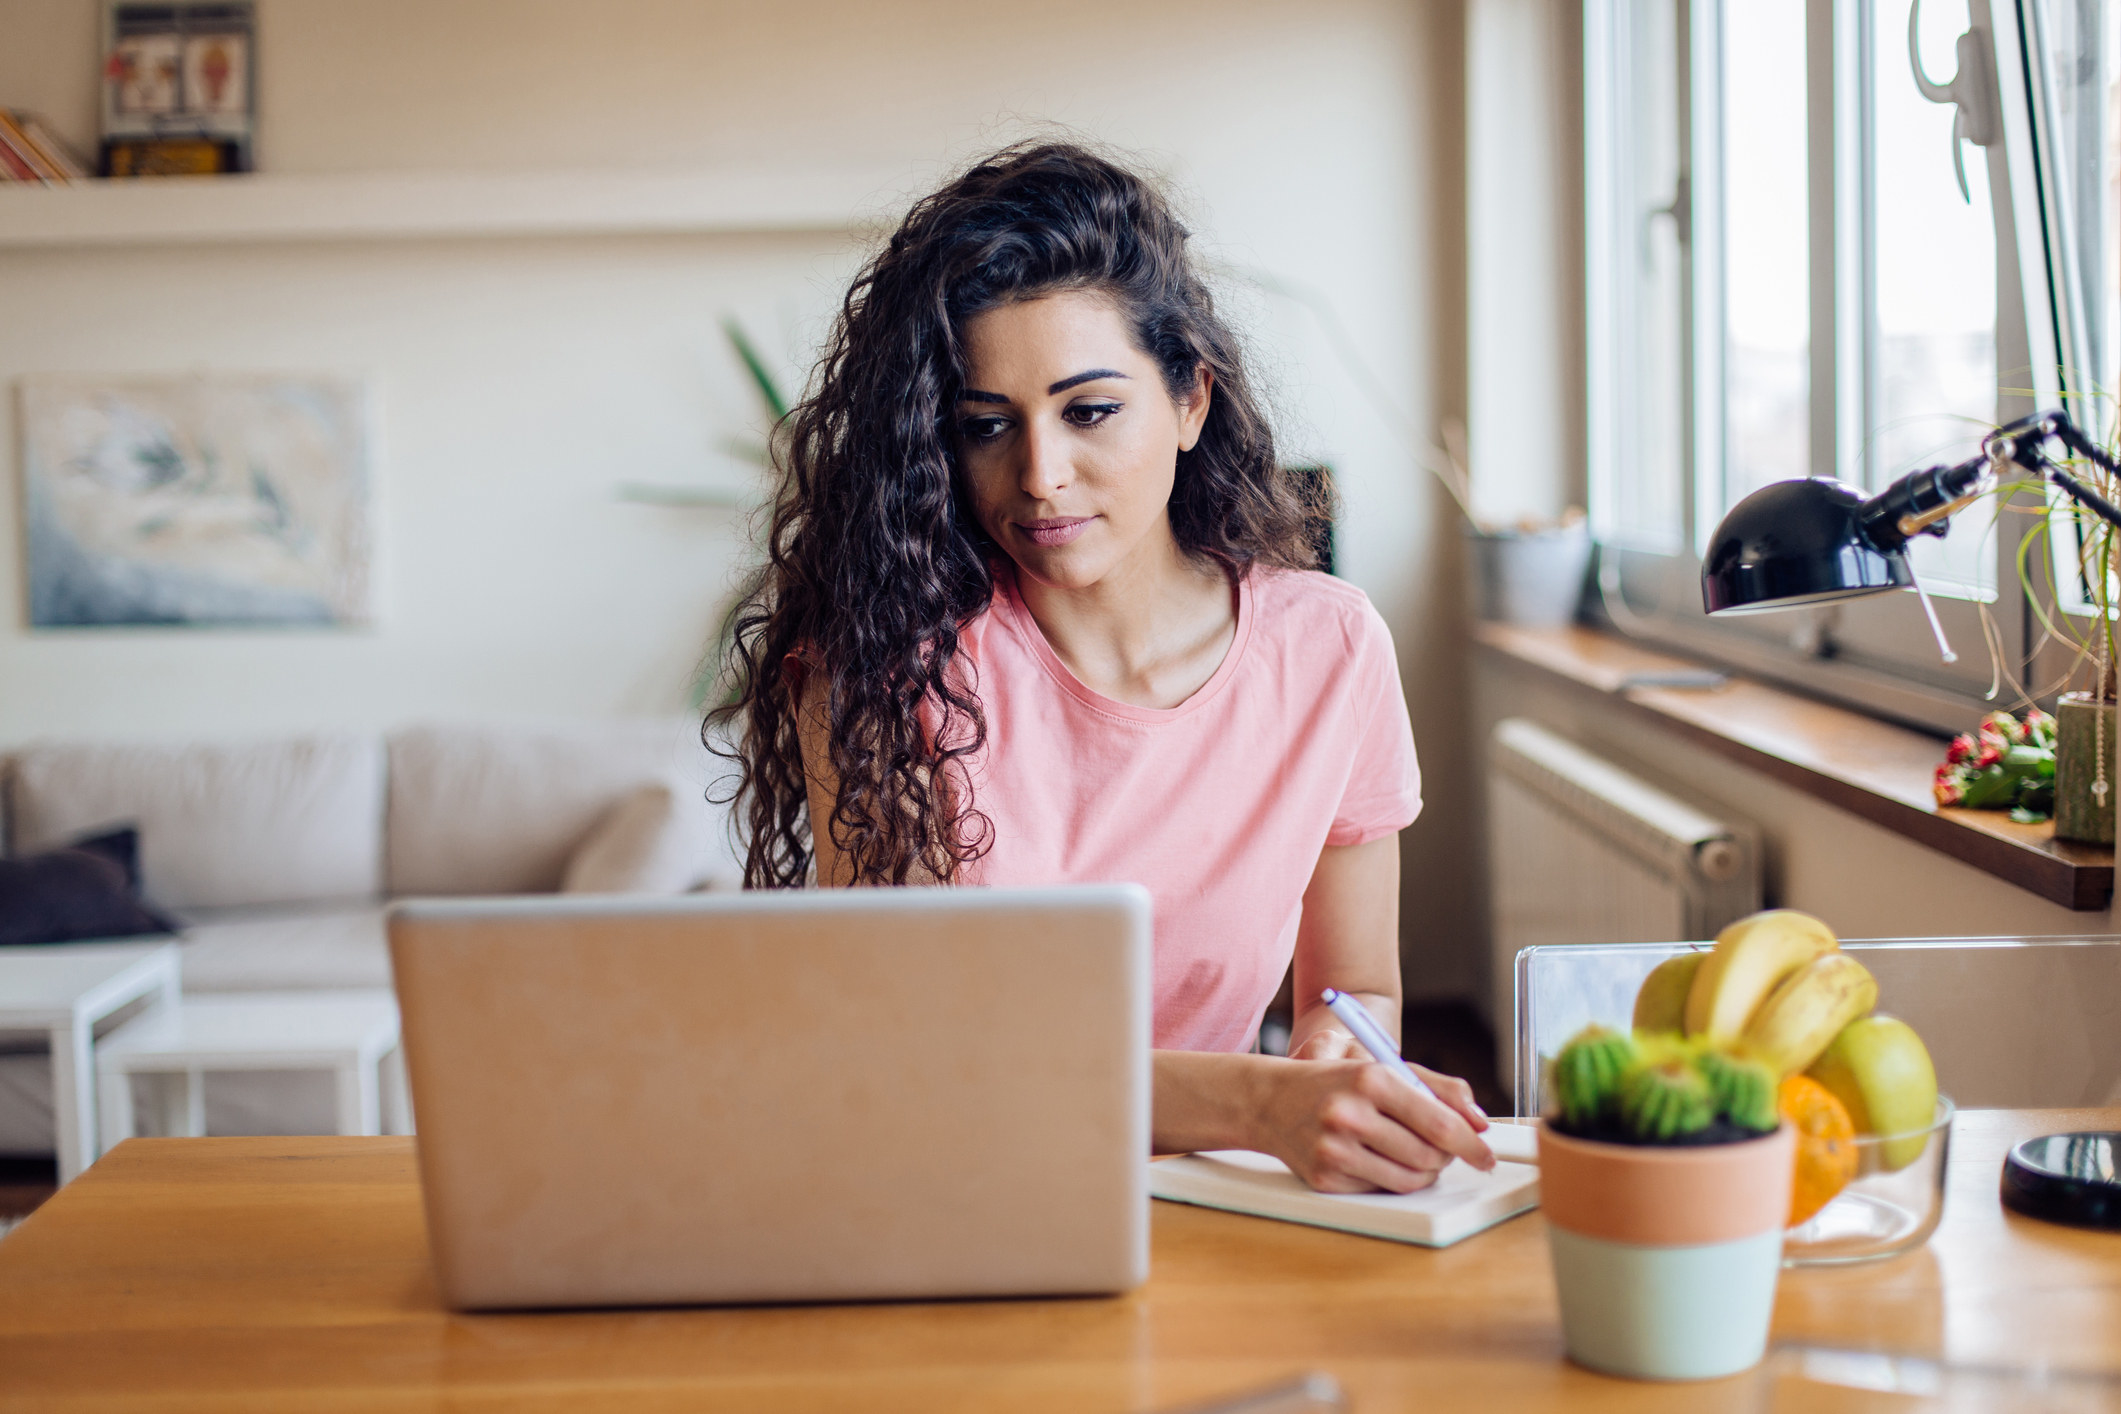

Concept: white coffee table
[[0, 941, 182, 1183], [95, 991, 403, 1148]]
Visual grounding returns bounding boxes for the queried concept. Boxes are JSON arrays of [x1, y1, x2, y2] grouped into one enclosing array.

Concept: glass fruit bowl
[[1783, 1095, 1954, 1266]]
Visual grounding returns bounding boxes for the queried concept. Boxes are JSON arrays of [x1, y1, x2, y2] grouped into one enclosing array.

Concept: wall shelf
[[0, 167, 902, 249]]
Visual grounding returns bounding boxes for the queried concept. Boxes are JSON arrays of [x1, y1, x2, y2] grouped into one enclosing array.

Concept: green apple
[[1806, 1016, 1939, 1171], [1632, 951, 1705, 1035]]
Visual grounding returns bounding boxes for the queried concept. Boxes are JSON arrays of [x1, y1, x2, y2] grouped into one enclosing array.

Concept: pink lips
[[1019, 517, 1093, 548]]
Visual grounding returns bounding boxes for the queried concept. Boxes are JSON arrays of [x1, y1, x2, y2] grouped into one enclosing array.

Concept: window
[[1872, 0, 2000, 600], [1585, 0, 1689, 553], [1587, 0, 2114, 730], [1721, 3, 1810, 510]]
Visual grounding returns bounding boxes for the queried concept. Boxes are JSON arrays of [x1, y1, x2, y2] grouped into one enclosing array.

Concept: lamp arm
[[2039, 460, 2121, 532], [1986, 412, 2121, 534], [1860, 452, 1995, 548]]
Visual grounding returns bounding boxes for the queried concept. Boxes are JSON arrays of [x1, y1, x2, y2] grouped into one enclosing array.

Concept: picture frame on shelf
[[101, 1, 255, 176]]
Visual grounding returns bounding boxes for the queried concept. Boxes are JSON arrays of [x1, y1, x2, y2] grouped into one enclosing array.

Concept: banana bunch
[[1634, 910, 1878, 1077]]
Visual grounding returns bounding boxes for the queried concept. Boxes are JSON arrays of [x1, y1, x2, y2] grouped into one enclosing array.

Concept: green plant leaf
[[722, 317, 789, 424], [1961, 770, 2019, 809]]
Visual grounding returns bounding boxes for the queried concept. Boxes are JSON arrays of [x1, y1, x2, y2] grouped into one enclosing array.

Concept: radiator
[[1486, 718, 1761, 1071]]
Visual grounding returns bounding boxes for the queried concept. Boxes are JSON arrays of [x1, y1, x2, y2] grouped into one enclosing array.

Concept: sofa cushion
[[562, 783, 701, 894], [6, 734, 385, 912], [176, 903, 391, 992], [0, 826, 178, 946], [387, 721, 739, 896]]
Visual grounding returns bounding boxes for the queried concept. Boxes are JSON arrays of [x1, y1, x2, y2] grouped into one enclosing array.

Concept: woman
[[713, 142, 1494, 1192]]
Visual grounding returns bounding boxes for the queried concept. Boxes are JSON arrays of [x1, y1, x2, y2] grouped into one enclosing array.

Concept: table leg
[[335, 1060, 381, 1136], [138, 962, 189, 1136], [381, 1045, 412, 1135], [98, 1067, 136, 1152], [168, 1070, 205, 1138], [48, 1016, 97, 1184]]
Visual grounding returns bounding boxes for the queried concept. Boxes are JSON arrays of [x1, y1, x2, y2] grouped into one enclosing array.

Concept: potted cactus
[[1539, 1027, 1794, 1381]]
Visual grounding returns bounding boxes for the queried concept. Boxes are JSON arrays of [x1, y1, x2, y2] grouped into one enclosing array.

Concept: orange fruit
[[1780, 1073, 1858, 1228]]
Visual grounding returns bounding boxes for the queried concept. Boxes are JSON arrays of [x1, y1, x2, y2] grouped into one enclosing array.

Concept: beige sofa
[[0, 720, 743, 1153]]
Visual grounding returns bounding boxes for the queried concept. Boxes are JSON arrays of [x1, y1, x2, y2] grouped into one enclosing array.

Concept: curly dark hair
[[710, 140, 1327, 887]]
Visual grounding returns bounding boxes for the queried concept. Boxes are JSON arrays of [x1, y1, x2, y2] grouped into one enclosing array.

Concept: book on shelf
[[17, 114, 90, 179], [0, 118, 41, 183], [0, 111, 91, 184], [103, 137, 241, 177]]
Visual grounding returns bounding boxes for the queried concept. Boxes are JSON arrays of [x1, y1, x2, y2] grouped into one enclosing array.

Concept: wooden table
[[3, 1110, 2119, 1412]]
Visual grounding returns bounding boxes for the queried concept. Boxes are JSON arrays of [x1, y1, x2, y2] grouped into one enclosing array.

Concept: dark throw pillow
[[0, 827, 178, 947]]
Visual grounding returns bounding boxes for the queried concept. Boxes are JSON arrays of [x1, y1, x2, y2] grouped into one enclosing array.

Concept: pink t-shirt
[[955, 566, 1422, 1052]]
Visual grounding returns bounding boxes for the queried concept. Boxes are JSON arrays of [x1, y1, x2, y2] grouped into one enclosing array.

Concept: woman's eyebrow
[[957, 369, 1130, 404], [1048, 368, 1128, 394]]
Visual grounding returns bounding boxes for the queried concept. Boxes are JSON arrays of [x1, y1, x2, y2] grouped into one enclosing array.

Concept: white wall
[[1, 0, 1442, 730], [0, 231, 858, 735], [1, 0, 1485, 984]]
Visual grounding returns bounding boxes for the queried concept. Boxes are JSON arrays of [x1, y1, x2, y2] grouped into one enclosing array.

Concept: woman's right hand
[[1253, 1056, 1496, 1194]]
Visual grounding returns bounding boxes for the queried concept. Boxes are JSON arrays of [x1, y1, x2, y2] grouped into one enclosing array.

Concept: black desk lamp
[[1698, 408, 2121, 1231], [1702, 410, 2121, 617]]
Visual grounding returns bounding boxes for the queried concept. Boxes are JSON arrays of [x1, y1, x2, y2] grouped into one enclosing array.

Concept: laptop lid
[[389, 884, 1151, 1310]]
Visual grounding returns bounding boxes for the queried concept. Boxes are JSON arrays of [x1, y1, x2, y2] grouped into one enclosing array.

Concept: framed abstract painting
[[17, 374, 373, 629]]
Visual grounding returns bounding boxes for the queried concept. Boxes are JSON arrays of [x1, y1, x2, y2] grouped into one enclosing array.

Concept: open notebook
[[1149, 1148, 1540, 1248]]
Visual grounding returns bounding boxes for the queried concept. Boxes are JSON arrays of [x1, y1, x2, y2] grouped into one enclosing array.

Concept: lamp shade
[[1701, 478, 1911, 615]]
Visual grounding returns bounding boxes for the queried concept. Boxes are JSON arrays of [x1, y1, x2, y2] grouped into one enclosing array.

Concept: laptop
[[387, 884, 1151, 1310]]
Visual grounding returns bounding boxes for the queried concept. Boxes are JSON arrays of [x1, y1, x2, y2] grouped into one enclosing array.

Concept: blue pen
[[1318, 988, 1439, 1100]]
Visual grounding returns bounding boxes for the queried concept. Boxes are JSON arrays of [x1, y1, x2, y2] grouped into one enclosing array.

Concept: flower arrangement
[[1931, 707, 2056, 821]]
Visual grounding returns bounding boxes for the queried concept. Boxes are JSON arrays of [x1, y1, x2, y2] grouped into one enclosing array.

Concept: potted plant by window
[[1538, 1027, 1793, 1380], [2054, 666, 2116, 846]]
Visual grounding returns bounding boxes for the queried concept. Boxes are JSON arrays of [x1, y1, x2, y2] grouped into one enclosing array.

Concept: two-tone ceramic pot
[[1538, 1121, 1795, 1380]]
